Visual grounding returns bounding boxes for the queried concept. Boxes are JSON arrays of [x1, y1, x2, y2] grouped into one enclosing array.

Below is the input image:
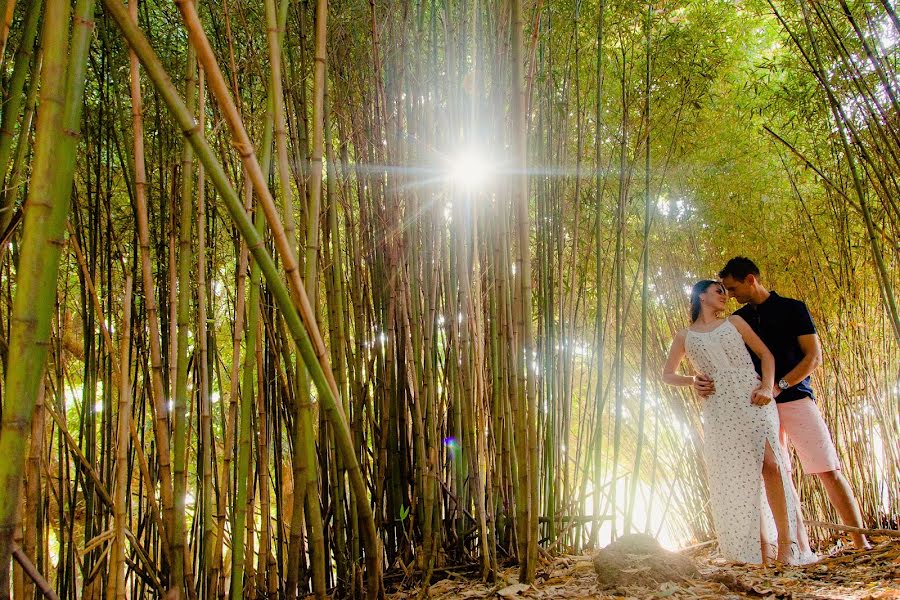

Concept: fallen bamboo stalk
[[124, 529, 165, 595], [43, 401, 115, 508], [11, 545, 57, 600], [806, 520, 900, 538], [678, 539, 717, 553]]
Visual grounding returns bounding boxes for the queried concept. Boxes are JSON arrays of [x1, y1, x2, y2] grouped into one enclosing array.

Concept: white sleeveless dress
[[684, 318, 798, 563]]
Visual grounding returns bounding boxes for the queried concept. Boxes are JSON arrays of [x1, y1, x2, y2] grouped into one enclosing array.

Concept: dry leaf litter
[[386, 534, 900, 600]]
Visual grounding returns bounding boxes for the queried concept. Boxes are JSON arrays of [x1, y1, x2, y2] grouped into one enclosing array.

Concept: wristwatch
[[777, 378, 790, 390]]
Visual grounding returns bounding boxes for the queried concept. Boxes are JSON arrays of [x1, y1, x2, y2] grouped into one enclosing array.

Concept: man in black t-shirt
[[706, 257, 869, 550]]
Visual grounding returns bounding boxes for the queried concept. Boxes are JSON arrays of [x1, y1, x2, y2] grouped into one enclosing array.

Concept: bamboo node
[[183, 121, 203, 138], [0, 417, 31, 432], [72, 15, 96, 30], [231, 140, 255, 158]]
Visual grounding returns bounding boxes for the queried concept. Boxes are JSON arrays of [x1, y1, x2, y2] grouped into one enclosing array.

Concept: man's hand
[[692, 373, 715, 398], [751, 384, 774, 406]]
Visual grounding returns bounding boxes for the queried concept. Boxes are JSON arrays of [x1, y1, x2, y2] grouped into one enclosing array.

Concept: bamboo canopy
[[0, 0, 897, 598]]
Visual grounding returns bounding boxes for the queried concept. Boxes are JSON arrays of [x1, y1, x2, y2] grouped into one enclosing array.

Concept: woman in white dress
[[663, 280, 804, 564]]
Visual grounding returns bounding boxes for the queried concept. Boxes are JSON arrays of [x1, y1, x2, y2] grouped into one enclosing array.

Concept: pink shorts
[[777, 397, 841, 474]]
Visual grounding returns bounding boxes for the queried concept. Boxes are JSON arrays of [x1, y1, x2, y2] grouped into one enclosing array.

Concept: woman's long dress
[[684, 318, 798, 563]]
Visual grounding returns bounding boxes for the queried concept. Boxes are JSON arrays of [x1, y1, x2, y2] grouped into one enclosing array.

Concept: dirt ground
[[386, 536, 900, 599]]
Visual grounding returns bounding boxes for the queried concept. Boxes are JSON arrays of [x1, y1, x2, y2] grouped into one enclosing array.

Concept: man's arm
[[777, 333, 822, 392], [772, 300, 821, 397]]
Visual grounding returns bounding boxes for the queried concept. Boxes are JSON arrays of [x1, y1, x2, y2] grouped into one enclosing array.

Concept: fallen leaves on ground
[[387, 536, 899, 599]]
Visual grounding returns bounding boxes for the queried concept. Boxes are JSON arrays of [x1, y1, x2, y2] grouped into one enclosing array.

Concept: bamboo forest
[[0, 0, 897, 598]]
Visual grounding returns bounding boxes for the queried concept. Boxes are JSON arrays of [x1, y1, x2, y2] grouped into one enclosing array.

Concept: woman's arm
[[729, 315, 775, 405], [661, 330, 694, 387]]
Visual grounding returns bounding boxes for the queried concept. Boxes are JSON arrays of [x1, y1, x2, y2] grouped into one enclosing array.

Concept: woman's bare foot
[[776, 540, 801, 565], [761, 542, 776, 565]]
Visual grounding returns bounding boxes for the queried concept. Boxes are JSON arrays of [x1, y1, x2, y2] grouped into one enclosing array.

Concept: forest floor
[[386, 536, 900, 600]]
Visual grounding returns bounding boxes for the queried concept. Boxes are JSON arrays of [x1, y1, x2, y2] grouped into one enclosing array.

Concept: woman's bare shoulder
[[727, 314, 749, 328]]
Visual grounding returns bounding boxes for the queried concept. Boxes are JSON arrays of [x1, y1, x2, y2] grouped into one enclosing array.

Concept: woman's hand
[[751, 384, 774, 406]]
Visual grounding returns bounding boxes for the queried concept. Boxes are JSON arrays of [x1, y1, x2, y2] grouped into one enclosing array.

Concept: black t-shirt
[[734, 292, 817, 403]]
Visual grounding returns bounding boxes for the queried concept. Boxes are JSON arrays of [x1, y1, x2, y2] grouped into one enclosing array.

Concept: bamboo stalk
[[171, 11, 199, 592], [0, 0, 83, 593], [296, 0, 329, 596], [126, 0, 176, 566], [0, 0, 16, 65], [626, 0, 652, 535], [196, 64, 215, 600], [509, 0, 539, 582], [11, 544, 58, 600], [0, 0, 41, 215], [108, 277, 133, 600], [230, 252, 260, 599], [806, 520, 900, 539]]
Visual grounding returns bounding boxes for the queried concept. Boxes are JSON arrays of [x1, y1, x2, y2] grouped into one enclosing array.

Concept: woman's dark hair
[[690, 280, 722, 323]]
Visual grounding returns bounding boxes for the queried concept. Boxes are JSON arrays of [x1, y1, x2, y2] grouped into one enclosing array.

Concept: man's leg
[[816, 470, 870, 549], [778, 398, 869, 550]]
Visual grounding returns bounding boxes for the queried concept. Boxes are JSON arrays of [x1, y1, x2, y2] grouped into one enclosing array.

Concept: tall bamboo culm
[[0, 0, 93, 593]]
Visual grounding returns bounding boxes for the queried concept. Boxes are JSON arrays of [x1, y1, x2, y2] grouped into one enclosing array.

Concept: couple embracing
[[663, 257, 869, 565]]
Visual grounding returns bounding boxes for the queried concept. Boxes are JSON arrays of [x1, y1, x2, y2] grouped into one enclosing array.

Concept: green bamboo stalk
[[254, 327, 276, 598], [323, 92, 352, 594], [264, 0, 298, 256], [171, 24, 199, 595], [610, 45, 629, 542], [0, 0, 41, 219], [626, 0, 652, 535], [196, 65, 215, 599], [279, 0, 314, 593], [231, 235, 261, 599], [214, 175, 251, 600], [298, 0, 329, 596], [108, 277, 133, 600], [21, 380, 45, 600], [126, 0, 176, 565], [509, 0, 538, 582], [211, 124, 257, 600], [0, 0, 75, 593], [2, 47, 40, 240], [455, 200, 492, 578], [590, 0, 607, 547]]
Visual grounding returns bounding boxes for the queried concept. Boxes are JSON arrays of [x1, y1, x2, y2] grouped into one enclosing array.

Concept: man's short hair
[[719, 256, 760, 281]]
